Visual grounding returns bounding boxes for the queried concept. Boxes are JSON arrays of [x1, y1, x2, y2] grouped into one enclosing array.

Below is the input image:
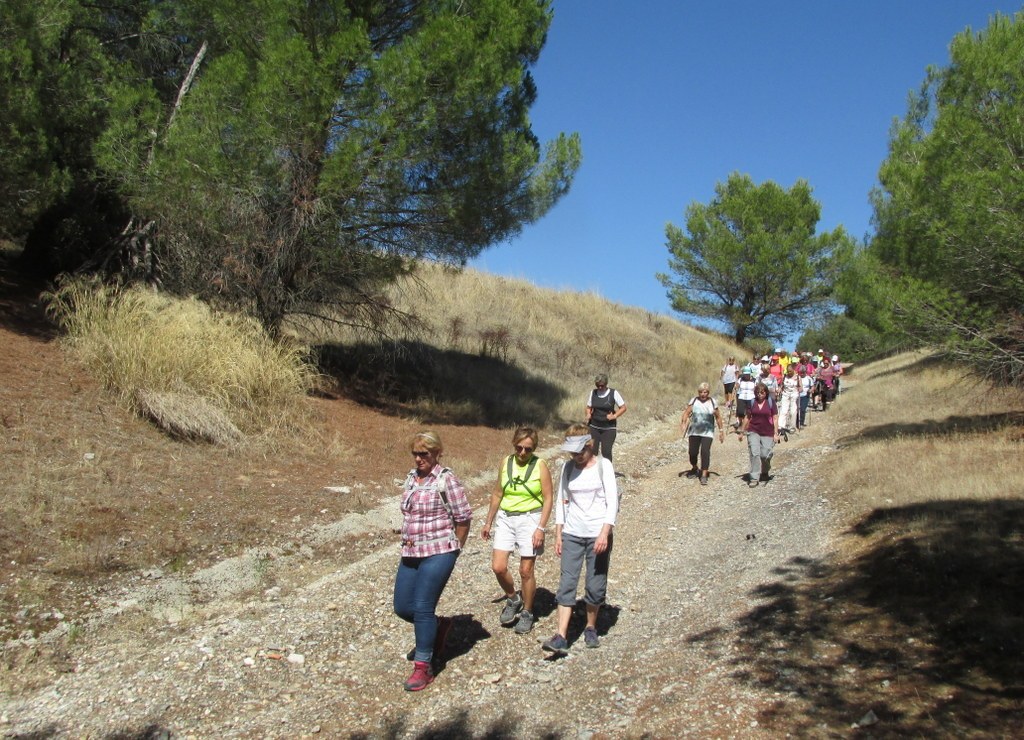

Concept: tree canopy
[[3, 0, 581, 335], [659, 173, 852, 344], [869, 11, 1024, 383]]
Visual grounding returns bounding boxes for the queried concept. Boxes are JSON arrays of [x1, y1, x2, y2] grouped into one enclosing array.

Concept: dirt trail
[[1, 409, 843, 738]]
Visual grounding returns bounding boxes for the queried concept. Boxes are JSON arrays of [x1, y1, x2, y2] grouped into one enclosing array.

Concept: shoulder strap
[[503, 455, 540, 498], [436, 467, 455, 521]]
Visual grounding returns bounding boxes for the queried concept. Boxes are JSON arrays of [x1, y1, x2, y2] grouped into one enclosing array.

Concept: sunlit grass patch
[[46, 277, 317, 440]]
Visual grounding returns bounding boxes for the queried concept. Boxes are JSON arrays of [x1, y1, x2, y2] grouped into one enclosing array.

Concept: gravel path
[[1, 410, 842, 738]]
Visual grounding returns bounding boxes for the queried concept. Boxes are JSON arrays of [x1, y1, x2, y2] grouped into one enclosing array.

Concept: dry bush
[[45, 277, 317, 438], [134, 389, 243, 445]]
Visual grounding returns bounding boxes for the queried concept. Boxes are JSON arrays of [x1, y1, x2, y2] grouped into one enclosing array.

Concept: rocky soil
[[1, 410, 847, 738]]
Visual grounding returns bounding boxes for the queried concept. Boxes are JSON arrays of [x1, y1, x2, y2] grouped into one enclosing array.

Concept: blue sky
[[469, 1, 1021, 343]]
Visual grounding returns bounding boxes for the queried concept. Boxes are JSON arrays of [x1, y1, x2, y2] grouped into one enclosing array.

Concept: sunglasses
[[514, 445, 534, 453], [411, 450, 432, 458]]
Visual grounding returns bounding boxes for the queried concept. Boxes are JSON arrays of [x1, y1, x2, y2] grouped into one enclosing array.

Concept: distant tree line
[[660, 11, 1024, 385], [0, 0, 581, 336]]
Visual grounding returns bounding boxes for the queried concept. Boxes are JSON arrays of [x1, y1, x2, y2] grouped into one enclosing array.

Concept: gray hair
[[594, 373, 609, 385]]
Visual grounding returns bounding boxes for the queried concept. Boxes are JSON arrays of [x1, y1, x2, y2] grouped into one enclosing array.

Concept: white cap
[[560, 435, 591, 453]]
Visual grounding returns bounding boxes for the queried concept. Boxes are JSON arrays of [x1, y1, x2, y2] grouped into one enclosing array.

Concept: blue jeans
[[798, 395, 809, 426], [393, 550, 459, 662]]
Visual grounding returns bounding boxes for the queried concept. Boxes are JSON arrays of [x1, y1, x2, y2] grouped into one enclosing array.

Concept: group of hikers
[[394, 376, 626, 691], [393, 357, 840, 691], [687, 348, 843, 490]]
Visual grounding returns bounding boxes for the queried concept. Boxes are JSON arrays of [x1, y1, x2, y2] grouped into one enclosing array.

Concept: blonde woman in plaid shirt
[[394, 430, 472, 691]]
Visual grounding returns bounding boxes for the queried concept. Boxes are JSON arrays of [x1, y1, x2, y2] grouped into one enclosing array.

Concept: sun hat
[[560, 435, 591, 453]]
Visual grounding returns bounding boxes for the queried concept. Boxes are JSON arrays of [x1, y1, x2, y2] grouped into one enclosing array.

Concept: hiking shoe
[[404, 660, 434, 691], [584, 627, 600, 648], [685, 467, 700, 478], [747, 480, 759, 488], [513, 609, 535, 634], [542, 633, 569, 655], [699, 474, 708, 486], [499, 592, 524, 626], [434, 616, 453, 660]]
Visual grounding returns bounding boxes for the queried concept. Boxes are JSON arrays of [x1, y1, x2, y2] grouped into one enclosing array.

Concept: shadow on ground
[[860, 353, 949, 382], [688, 498, 1024, 735], [837, 411, 1024, 448], [355, 708, 561, 739], [0, 252, 57, 341], [316, 340, 568, 427]]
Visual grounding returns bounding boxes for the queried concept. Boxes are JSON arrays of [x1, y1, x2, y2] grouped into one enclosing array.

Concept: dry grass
[[45, 277, 317, 439], [305, 261, 742, 430], [134, 389, 243, 445], [827, 350, 1024, 514], [734, 350, 1024, 736], [3, 251, 1023, 731]]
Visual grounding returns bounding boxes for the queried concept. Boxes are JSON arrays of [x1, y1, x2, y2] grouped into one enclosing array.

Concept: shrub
[[45, 277, 316, 439]]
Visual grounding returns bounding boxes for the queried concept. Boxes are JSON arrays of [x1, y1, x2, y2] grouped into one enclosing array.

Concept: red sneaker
[[404, 660, 434, 691]]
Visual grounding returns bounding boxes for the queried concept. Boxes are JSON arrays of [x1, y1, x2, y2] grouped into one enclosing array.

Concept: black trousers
[[588, 425, 617, 461], [688, 435, 712, 470]]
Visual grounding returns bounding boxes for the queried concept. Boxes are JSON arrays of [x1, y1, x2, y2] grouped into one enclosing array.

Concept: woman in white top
[[735, 365, 758, 425], [720, 357, 739, 409], [797, 366, 814, 429], [542, 423, 618, 655], [778, 365, 800, 433]]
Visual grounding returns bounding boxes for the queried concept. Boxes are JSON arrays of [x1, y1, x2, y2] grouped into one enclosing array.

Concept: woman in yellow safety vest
[[480, 427, 553, 635]]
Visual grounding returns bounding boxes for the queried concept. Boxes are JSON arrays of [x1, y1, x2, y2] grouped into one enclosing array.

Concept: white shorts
[[493, 508, 544, 557]]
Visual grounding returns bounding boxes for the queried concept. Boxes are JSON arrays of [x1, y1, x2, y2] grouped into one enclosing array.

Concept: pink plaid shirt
[[400, 465, 472, 558]]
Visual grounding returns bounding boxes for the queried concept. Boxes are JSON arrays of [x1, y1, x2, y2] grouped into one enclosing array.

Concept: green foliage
[[870, 11, 1024, 384], [659, 172, 853, 344], [798, 315, 900, 364], [3, 0, 580, 337], [98, 0, 580, 334], [0, 0, 112, 238]]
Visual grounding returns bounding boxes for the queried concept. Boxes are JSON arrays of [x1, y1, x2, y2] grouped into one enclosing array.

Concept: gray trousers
[[746, 433, 775, 479], [556, 532, 612, 607]]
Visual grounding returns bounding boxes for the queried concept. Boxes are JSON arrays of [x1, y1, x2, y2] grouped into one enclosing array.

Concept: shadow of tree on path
[[315, 340, 567, 428], [354, 708, 561, 739], [689, 499, 1024, 736], [837, 412, 1024, 448]]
